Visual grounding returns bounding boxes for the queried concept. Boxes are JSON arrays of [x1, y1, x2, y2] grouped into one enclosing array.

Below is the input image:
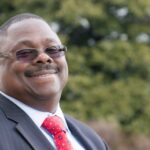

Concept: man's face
[[0, 19, 68, 102]]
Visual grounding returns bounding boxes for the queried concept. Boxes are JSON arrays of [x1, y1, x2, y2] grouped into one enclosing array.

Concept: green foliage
[[1, 0, 150, 135]]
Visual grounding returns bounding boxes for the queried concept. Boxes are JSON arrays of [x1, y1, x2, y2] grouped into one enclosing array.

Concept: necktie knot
[[42, 115, 74, 150], [42, 116, 66, 135]]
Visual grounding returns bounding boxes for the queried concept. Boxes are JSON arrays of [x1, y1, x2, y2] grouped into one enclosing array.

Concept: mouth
[[25, 69, 58, 78]]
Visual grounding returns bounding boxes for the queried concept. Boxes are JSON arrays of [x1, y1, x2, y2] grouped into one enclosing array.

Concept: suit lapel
[[0, 94, 55, 150], [15, 119, 55, 150], [65, 115, 95, 150]]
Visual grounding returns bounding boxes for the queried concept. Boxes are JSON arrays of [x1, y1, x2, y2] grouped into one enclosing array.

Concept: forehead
[[6, 19, 61, 46]]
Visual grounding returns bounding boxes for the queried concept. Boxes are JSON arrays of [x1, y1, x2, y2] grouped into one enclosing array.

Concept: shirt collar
[[0, 91, 68, 129]]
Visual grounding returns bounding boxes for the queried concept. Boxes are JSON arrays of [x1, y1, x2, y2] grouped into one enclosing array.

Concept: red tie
[[42, 115, 74, 150]]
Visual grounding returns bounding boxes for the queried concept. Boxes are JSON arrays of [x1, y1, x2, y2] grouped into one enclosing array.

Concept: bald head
[[0, 13, 49, 39], [0, 13, 45, 48], [0, 13, 60, 53], [0, 13, 44, 32]]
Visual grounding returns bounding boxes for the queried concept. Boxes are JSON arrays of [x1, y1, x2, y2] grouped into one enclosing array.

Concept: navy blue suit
[[0, 94, 109, 150]]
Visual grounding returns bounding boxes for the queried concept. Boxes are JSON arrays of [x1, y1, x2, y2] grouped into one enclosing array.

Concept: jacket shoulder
[[65, 114, 109, 150]]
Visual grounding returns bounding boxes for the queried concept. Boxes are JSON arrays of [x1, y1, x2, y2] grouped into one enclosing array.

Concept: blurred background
[[0, 0, 150, 149]]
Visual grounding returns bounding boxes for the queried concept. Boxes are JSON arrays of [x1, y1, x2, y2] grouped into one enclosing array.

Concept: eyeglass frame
[[0, 45, 67, 62]]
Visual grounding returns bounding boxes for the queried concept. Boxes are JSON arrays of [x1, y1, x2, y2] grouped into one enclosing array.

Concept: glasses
[[0, 45, 67, 62]]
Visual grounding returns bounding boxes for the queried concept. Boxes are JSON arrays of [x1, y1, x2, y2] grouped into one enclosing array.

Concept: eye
[[16, 49, 32, 57], [45, 46, 60, 54], [16, 49, 36, 61]]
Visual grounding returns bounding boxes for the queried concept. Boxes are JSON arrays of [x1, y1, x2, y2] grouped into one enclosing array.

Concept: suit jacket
[[0, 94, 109, 150]]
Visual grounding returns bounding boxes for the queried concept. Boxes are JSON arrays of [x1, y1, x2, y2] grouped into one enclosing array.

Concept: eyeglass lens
[[16, 45, 67, 62]]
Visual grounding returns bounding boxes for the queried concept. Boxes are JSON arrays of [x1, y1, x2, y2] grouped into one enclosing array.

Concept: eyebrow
[[10, 40, 35, 52], [44, 38, 60, 45], [11, 38, 59, 52]]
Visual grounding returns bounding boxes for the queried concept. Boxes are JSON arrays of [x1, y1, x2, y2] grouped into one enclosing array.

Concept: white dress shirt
[[0, 91, 85, 150]]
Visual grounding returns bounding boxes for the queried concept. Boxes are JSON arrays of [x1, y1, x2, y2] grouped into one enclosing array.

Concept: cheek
[[12, 62, 27, 73], [2, 62, 27, 85], [57, 58, 68, 85], [0, 61, 28, 96], [0, 66, 18, 92]]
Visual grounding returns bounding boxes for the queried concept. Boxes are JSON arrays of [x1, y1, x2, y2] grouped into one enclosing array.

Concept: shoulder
[[65, 114, 109, 150]]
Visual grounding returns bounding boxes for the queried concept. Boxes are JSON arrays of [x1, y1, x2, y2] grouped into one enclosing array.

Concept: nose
[[33, 52, 53, 64]]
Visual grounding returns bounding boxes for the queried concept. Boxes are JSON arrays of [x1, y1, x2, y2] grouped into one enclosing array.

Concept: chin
[[33, 88, 61, 99]]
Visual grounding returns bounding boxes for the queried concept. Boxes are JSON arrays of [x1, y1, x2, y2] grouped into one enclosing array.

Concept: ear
[[0, 66, 2, 90], [0, 60, 6, 84]]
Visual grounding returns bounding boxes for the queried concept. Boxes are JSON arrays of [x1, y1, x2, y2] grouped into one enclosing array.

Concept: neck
[[1, 90, 61, 112]]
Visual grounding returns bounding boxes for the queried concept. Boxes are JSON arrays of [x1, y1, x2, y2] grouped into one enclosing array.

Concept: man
[[0, 13, 109, 150]]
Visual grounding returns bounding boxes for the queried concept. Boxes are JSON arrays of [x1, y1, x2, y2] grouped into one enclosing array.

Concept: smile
[[26, 69, 57, 78]]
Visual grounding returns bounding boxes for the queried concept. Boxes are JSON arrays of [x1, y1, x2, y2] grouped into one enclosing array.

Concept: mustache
[[25, 64, 58, 77]]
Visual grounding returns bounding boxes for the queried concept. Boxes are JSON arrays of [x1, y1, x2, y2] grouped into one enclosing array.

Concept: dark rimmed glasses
[[0, 45, 67, 62]]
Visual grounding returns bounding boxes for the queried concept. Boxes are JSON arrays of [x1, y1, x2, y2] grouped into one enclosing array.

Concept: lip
[[27, 69, 57, 78]]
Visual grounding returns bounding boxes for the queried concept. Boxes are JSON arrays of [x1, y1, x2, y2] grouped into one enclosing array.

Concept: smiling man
[[0, 13, 109, 150]]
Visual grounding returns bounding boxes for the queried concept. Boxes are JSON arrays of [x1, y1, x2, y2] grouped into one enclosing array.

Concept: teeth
[[31, 70, 57, 77], [34, 74, 48, 77], [33, 74, 54, 77]]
